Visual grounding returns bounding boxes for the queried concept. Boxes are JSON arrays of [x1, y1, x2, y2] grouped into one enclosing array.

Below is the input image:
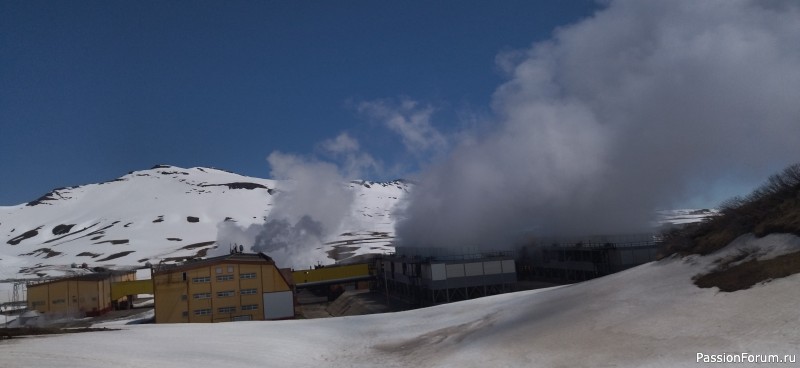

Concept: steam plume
[[216, 152, 354, 268], [396, 0, 800, 248]]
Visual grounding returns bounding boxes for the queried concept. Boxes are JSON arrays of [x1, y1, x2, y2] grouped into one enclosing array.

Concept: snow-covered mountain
[[0, 164, 718, 305], [0, 165, 408, 292]]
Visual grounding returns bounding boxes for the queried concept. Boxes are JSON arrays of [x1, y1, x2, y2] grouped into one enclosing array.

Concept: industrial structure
[[292, 263, 372, 288], [376, 247, 517, 306], [26, 270, 137, 317], [292, 263, 372, 301], [518, 234, 662, 282], [152, 252, 294, 323], [111, 279, 153, 302]]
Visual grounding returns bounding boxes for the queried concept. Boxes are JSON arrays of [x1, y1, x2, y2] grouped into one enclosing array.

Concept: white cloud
[[320, 132, 360, 154], [358, 99, 448, 156], [318, 132, 380, 179], [396, 0, 800, 248]]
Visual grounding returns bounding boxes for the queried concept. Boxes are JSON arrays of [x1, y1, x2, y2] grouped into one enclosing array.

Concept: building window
[[182, 311, 189, 317], [240, 288, 257, 295], [31, 301, 45, 307], [192, 276, 210, 283], [240, 272, 257, 279], [193, 293, 211, 299], [194, 309, 211, 316], [216, 290, 235, 298], [216, 267, 223, 274], [241, 304, 258, 311], [227, 265, 234, 273], [181, 294, 188, 301], [218, 306, 236, 313], [216, 274, 234, 282], [232, 315, 252, 321], [182, 272, 187, 281], [52, 299, 65, 304]]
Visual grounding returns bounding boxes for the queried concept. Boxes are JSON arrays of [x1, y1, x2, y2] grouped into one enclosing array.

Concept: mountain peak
[[0, 166, 408, 302]]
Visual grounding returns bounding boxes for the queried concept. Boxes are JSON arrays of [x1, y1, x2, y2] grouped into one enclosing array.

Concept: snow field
[[2, 234, 798, 367]]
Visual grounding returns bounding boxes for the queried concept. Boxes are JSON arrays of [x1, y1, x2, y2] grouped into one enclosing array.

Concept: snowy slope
[[0, 165, 408, 300], [2, 233, 798, 367]]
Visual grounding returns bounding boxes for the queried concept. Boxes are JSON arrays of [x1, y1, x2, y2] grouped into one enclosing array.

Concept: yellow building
[[152, 252, 294, 323], [292, 263, 371, 286], [26, 270, 137, 317]]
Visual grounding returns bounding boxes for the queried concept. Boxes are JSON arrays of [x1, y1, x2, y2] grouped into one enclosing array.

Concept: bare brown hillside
[[661, 163, 800, 291]]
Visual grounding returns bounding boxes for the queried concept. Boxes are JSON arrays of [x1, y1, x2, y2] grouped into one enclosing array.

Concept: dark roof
[[27, 270, 136, 288], [153, 252, 276, 275], [279, 268, 295, 287]]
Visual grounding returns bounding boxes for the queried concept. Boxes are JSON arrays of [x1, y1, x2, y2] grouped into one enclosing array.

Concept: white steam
[[396, 0, 800, 248], [216, 152, 354, 268]]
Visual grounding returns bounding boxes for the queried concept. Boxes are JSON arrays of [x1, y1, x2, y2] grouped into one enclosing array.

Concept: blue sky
[[0, 0, 598, 205]]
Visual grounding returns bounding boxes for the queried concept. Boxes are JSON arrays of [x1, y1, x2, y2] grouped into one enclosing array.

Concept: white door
[[262, 290, 293, 320]]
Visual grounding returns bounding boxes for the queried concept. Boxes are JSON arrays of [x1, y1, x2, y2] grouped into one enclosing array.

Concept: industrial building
[[26, 270, 137, 317], [518, 234, 662, 282], [152, 252, 294, 323], [377, 247, 517, 306]]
